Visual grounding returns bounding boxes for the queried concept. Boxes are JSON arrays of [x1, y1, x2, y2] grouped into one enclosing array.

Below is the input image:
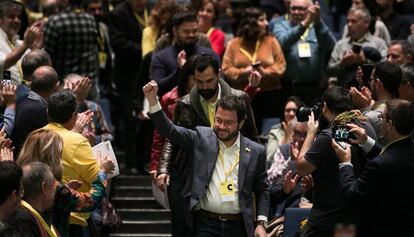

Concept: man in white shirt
[[0, 0, 42, 84], [144, 81, 269, 237]]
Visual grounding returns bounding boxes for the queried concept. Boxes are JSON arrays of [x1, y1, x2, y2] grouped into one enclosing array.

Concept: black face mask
[[199, 87, 217, 100]]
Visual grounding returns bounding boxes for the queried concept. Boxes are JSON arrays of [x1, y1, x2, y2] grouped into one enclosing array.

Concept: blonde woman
[[16, 129, 114, 237]]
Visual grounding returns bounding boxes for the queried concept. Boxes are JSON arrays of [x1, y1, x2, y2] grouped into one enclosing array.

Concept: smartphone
[[332, 125, 355, 142], [352, 42, 362, 54], [2, 70, 11, 80], [252, 61, 261, 69], [361, 64, 375, 87]]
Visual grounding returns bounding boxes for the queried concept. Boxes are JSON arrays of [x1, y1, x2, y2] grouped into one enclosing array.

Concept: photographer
[[295, 86, 376, 237], [332, 99, 414, 237]]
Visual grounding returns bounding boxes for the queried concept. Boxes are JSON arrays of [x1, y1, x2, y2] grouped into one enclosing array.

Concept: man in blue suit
[[143, 81, 269, 237], [332, 99, 414, 237]]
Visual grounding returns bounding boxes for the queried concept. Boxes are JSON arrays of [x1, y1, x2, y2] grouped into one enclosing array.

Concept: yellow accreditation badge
[[298, 42, 311, 58], [98, 52, 108, 69], [220, 179, 236, 202]]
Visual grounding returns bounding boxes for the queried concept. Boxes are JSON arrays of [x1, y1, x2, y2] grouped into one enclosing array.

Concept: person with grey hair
[[399, 64, 414, 103], [0, 0, 42, 85], [15, 50, 52, 103], [7, 162, 57, 237], [327, 7, 388, 88], [387, 40, 413, 65]]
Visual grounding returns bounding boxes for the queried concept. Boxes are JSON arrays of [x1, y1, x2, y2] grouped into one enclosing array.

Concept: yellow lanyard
[[207, 102, 215, 128], [239, 40, 260, 63], [206, 27, 215, 38], [21, 200, 58, 237], [97, 29, 105, 52], [218, 146, 240, 180], [300, 23, 312, 42], [6, 40, 23, 81], [133, 9, 148, 28]]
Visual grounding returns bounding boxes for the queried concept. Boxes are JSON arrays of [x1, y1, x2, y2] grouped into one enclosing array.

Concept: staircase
[[109, 175, 172, 237]]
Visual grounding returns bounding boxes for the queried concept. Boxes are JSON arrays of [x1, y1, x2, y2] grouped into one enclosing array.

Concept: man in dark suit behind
[[143, 81, 269, 237], [108, 0, 149, 174], [332, 99, 414, 237]]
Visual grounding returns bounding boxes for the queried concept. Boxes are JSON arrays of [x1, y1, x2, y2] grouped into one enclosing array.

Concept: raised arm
[[143, 81, 198, 147]]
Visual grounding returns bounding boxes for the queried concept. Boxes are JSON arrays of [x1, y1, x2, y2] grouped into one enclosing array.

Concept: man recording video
[[294, 86, 376, 237]]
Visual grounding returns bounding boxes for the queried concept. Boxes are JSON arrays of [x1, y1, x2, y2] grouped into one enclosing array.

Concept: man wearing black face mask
[[156, 54, 258, 237], [83, 0, 114, 97], [150, 10, 221, 96]]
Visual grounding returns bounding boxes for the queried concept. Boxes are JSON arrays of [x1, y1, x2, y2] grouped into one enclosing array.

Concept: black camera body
[[296, 103, 322, 122]]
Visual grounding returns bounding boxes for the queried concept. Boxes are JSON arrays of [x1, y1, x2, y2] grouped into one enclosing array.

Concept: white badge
[[298, 43, 312, 58]]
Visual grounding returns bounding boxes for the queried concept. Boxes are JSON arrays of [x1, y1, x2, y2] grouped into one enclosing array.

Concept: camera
[[296, 103, 322, 122]]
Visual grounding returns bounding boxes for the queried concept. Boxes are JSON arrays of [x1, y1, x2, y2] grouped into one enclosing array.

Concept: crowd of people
[[1, 0, 414, 236]]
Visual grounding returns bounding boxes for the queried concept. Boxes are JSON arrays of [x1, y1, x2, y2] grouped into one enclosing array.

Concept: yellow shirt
[[197, 133, 241, 214], [141, 26, 159, 57], [44, 123, 100, 226], [199, 84, 221, 127]]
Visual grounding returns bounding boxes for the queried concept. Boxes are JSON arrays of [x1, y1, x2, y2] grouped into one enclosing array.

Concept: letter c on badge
[[227, 184, 233, 191]]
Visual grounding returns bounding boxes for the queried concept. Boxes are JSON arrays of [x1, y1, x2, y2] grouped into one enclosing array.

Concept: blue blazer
[[149, 109, 269, 237]]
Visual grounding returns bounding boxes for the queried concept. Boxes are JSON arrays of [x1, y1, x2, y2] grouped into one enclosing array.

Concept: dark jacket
[[339, 137, 414, 237], [107, 1, 144, 89]]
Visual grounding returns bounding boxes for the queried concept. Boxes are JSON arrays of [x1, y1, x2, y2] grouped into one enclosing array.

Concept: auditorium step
[[109, 175, 171, 236]]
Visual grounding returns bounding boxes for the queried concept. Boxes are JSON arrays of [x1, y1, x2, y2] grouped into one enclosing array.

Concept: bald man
[[11, 66, 60, 154]]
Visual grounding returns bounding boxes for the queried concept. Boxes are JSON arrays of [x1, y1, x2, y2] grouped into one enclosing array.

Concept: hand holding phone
[[352, 42, 362, 54]]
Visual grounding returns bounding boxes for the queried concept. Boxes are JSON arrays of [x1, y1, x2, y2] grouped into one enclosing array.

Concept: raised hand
[[283, 170, 300, 194], [2, 83, 17, 108], [350, 86, 372, 109], [72, 110, 94, 133], [307, 111, 319, 136], [177, 50, 187, 68], [347, 123, 368, 145], [301, 175, 313, 193], [143, 80, 159, 106]]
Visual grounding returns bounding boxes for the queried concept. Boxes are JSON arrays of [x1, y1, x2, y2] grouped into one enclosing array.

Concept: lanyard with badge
[[218, 147, 240, 202], [297, 24, 312, 58], [239, 40, 261, 64]]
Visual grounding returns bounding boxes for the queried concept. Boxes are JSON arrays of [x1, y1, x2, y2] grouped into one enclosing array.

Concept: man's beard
[[199, 86, 218, 100], [214, 128, 239, 142], [176, 38, 196, 51]]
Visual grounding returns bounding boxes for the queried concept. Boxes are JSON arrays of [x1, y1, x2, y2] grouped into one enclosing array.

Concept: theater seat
[[282, 208, 311, 237]]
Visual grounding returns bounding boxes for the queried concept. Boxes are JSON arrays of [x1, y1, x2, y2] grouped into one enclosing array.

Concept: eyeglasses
[[290, 6, 307, 11]]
